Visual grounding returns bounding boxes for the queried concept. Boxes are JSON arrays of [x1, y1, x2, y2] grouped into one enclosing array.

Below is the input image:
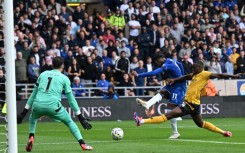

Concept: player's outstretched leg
[[134, 112, 168, 126], [136, 93, 163, 110], [136, 98, 149, 110], [26, 134, 34, 152], [192, 115, 232, 137], [202, 121, 232, 137]]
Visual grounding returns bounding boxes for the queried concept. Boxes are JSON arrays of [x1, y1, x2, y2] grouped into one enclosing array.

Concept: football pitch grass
[[14, 118, 245, 153]]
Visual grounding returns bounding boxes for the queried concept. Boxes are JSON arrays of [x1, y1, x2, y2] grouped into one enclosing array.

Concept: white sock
[[166, 109, 179, 134], [140, 119, 145, 124], [146, 93, 162, 108]]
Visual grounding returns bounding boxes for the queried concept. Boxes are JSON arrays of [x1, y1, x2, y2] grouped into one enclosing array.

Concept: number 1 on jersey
[[46, 77, 52, 92]]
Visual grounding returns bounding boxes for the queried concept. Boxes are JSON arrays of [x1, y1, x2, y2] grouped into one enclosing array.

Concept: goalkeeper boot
[[26, 136, 34, 152], [134, 112, 142, 126], [223, 131, 232, 137], [81, 144, 93, 150], [136, 98, 149, 110]]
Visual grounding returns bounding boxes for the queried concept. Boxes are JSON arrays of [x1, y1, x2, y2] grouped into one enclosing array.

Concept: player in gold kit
[[134, 61, 242, 137]]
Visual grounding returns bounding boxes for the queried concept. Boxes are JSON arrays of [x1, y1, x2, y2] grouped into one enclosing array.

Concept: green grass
[[13, 118, 245, 152]]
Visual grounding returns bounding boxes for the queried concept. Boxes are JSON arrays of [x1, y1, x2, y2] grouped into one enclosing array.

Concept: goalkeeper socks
[[29, 133, 34, 138], [144, 114, 167, 124], [146, 93, 162, 108], [78, 139, 85, 145], [202, 121, 224, 134]]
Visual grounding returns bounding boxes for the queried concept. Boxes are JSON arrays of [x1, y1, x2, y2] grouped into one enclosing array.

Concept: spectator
[[146, 75, 161, 96], [103, 65, 115, 82], [206, 55, 222, 74], [96, 39, 108, 57], [68, 58, 81, 82], [118, 40, 131, 58], [132, 60, 147, 96], [60, 44, 69, 59], [101, 50, 112, 71], [230, 47, 240, 72], [72, 76, 86, 97], [181, 54, 193, 75], [49, 42, 61, 57], [128, 14, 141, 42], [236, 50, 245, 74], [81, 56, 98, 84], [75, 48, 87, 70], [48, 0, 61, 15], [103, 28, 115, 45], [130, 56, 139, 71], [106, 40, 118, 58], [117, 31, 128, 45], [138, 26, 151, 60], [0, 69, 5, 109], [216, 52, 226, 73], [28, 46, 42, 66], [82, 39, 95, 57], [149, 22, 160, 52], [41, 56, 53, 73], [96, 73, 110, 96], [111, 51, 120, 67], [118, 73, 135, 96], [15, 52, 27, 83], [111, 8, 125, 30], [178, 42, 191, 59], [72, 6, 85, 23], [27, 56, 39, 83], [225, 55, 234, 75], [102, 84, 119, 100], [115, 51, 130, 81]]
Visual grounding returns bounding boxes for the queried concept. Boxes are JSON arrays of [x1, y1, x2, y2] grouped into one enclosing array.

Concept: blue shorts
[[162, 85, 186, 106]]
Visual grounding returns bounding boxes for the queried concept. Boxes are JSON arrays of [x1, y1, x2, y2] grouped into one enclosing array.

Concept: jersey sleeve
[[25, 75, 41, 109], [63, 76, 72, 94], [137, 67, 164, 77], [202, 71, 212, 80], [176, 61, 185, 76]]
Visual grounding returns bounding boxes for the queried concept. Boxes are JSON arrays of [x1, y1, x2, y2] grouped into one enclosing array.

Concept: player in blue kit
[[17, 56, 93, 151], [132, 54, 186, 139]]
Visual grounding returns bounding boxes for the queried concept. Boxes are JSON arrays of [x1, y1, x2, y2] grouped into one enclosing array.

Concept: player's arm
[[209, 73, 243, 79], [167, 74, 193, 85], [134, 67, 164, 77], [17, 78, 40, 124], [64, 77, 92, 130]]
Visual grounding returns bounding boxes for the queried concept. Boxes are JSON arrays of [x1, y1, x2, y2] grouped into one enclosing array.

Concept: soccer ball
[[111, 128, 124, 140]]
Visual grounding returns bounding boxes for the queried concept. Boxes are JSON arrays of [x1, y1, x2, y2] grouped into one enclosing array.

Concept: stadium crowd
[[1, 0, 245, 99]]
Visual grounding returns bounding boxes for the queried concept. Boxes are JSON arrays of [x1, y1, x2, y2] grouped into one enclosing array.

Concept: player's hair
[[52, 56, 64, 69], [195, 60, 204, 68], [155, 53, 165, 60]]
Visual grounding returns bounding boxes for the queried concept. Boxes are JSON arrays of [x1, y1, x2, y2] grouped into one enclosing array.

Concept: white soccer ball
[[111, 127, 124, 140]]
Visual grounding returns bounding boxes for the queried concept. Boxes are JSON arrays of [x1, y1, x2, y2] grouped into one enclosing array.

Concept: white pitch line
[[12, 138, 245, 146], [17, 124, 245, 133]]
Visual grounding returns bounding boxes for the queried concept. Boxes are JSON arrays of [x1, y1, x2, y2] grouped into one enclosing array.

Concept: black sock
[[78, 139, 85, 145], [29, 133, 34, 138]]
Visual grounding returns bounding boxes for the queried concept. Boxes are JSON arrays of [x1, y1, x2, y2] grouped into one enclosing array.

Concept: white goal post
[[4, 0, 18, 152]]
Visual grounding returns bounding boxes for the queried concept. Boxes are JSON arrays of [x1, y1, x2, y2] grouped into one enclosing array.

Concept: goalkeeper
[[17, 56, 93, 151]]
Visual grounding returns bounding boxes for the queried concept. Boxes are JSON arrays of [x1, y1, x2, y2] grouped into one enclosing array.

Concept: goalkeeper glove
[[17, 108, 28, 124], [77, 114, 92, 130]]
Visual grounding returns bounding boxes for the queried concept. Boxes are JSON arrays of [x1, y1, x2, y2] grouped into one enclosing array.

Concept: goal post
[[4, 0, 18, 152]]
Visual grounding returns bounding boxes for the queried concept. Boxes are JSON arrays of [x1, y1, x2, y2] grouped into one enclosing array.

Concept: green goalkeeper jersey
[[33, 70, 72, 106]]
